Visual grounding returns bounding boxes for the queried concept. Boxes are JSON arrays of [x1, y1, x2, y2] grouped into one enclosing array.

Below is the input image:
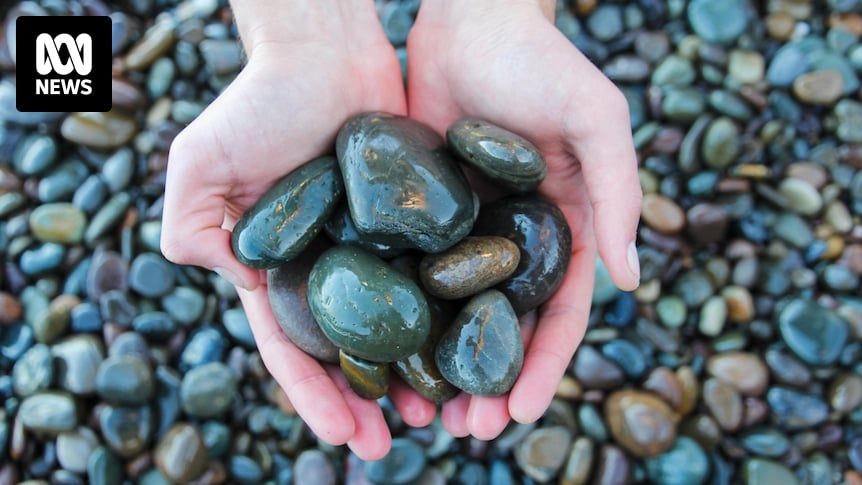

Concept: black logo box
[[16, 15, 111, 113]]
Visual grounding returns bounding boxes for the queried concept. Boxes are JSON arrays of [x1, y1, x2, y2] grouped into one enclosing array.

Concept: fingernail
[[213, 266, 247, 290], [626, 241, 640, 283]]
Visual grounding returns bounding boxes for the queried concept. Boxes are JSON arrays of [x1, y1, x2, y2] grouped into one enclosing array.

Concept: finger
[[466, 394, 510, 440], [388, 377, 437, 428], [508, 222, 595, 423], [161, 119, 259, 290], [327, 369, 393, 461], [441, 392, 471, 438], [563, 74, 642, 292], [237, 287, 356, 445]]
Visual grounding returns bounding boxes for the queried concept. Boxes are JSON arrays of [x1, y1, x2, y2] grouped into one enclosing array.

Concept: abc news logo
[[16, 16, 110, 112]]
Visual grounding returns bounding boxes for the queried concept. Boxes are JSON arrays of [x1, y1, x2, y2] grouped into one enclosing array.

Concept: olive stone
[[335, 112, 474, 253], [28, 203, 87, 244], [446, 118, 547, 193], [179, 362, 237, 417], [339, 350, 389, 400], [419, 236, 519, 300], [231, 156, 344, 268], [435, 290, 523, 396], [154, 423, 208, 484], [307, 246, 431, 362]]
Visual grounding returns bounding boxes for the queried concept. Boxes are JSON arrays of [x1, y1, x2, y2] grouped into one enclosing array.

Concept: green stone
[[232, 156, 343, 269], [419, 236, 520, 300], [323, 203, 403, 258], [308, 245, 431, 362], [339, 350, 389, 400], [701, 117, 740, 170], [446, 118, 547, 193], [743, 458, 799, 485], [335, 112, 474, 253], [687, 0, 749, 45], [29, 203, 87, 244], [435, 290, 523, 396], [19, 391, 78, 433], [472, 196, 572, 315], [180, 362, 237, 417]]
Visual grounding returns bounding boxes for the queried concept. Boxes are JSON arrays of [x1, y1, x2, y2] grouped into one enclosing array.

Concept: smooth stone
[[124, 20, 176, 70], [514, 426, 572, 482], [661, 87, 706, 123], [84, 192, 132, 245], [436, 290, 523, 396], [222, 307, 255, 348], [28, 203, 87, 244], [703, 378, 743, 432], [95, 355, 154, 405], [98, 291, 137, 327], [60, 111, 137, 150], [586, 4, 623, 40], [604, 292, 636, 327], [698, 295, 727, 336], [146, 57, 175, 99], [829, 373, 862, 413], [19, 243, 66, 276], [706, 351, 768, 396], [380, 1, 413, 45], [56, 427, 99, 473], [793, 70, 844, 105], [644, 437, 709, 485], [153, 366, 181, 437], [308, 246, 430, 362], [773, 213, 814, 248], [86, 249, 128, 301], [39, 159, 88, 202], [765, 348, 812, 387], [571, 345, 625, 390], [0, 192, 26, 218], [472, 195, 572, 315], [132, 312, 177, 340], [673, 269, 714, 308], [339, 350, 389, 400], [200, 421, 231, 459], [601, 339, 648, 379], [767, 387, 829, 431], [294, 450, 336, 485], [743, 458, 799, 485], [688, 0, 748, 44], [160, 287, 205, 326], [578, 403, 608, 442], [51, 335, 105, 395], [728, 50, 765, 84], [179, 326, 226, 371], [446, 118, 547, 193], [266, 241, 339, 363], [702, 117, 740, 170], [365, 438, 427, 485], [99, 404, 153, 458], [643, 367, 683, 410], [32, 295, 78, 344], [228, 455, 264, 485], [739, 428, 791, 458], [686, 203, 729, 245], [560, 437, 594, 485], [605, 390, 678, 458], [179, 362, 237, 417], [12, 343, 53, 397], [18, 391, 77, 433], [0, 292, 23, 325], [822, 264, 859, 291], [87, 447, 123, 485], [129, 252, 176, 298], [778, 299, 849, 365], [835, 100, 862, 143], [199, 39, 242, 75], [336, 112, 474, 253], [778, 178, 822, 215], [13, 134, 58, 176], [419, 236, 520, 300], [708, 90, 754, 120], [642, 193, 685, 233], [101, 148, 134, 193], [232, 156, 343, 268], [594, 445, 631, 484], [323, 203, 404, 258], [154, 423, 208, 484], [604, 55, 652, 82], [651, 55, 696, 86]]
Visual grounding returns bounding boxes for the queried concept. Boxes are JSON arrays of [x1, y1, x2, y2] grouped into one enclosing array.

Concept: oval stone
[[95, 355, 155, 405], [605, 390, 678, 458], [778, 299, 848, 365], [446, 118, 547, 193], [307, 246, 430, 362], [28, 203, 87, 244], [232, 156, 344, 269], [472, 196, 572, 315], [18, 391, 78, 433], [706, 351, 768, 396], [60, 111, 137, 150], [335, 112, 474, 253], [154, 423, 208, 484], [364, 438, 426, 485], [435, 290, 523, 396], [339, 350, 389, 400], [323, 203, 403, 258], [419, 236, 520, 300], [179, 362, 237, 418]]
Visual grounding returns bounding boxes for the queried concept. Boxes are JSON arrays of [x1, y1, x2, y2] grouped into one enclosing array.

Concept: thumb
[[160, 118, 260, 291]]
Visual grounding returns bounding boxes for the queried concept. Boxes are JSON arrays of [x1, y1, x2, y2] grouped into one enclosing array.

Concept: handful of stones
[[231, 112, 572, 402]]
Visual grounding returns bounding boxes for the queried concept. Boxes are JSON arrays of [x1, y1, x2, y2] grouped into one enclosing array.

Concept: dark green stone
[[232, 156, 344, 269], [435, 290, 523, 396], [307, 246, 431, 362], [323, 203, 404, 258], [472, 196, 572, 315], [446, 118, 547, 193], [419, 236, 520, 300], [777, 299, 848, 365], [335, 112, 474, 253], [267, 239, 340, 363], [339, 350, 389, 400]]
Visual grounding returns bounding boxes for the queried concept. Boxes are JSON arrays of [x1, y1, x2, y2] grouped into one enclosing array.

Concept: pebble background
[[0, 0, 861, 484]]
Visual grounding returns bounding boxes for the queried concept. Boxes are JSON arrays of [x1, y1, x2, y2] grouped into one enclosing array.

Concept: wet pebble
[[514, 426, 572, 482], [154, 423, 208, 484], [419, 236, 519, 300], [605, 390, 678, 457]]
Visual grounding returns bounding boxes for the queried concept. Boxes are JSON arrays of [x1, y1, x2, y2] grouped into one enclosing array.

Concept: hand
[[161, 0, 435, 460], [407, 0, 642, 439]]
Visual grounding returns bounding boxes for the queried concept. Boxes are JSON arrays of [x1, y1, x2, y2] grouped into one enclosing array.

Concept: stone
[[739, 428, 791, 458], [436, 290, 523, 396], [767, 387, 829, 431], [641, 193, 685, 233], [84, 192, 132, 245], [828, 373, 862, 414], [702, 117, 740, 170], [132, 311, 177, 340], [0, 292, 22, 325], [28, 203, 87, 244], [160, 287, 205, 326], [472, 195, 572, 315], [60, 111, 137, 150], [686, 203, 728, 245], [221, 307, 255, 348], [765, 349, 812, 387], [179, 326, 226, 371], [129, 252, 176, 298], [51, 334, 105, 395], [266, 241, 339, 363], [180, 362, 237, 417], [20, 243, 66, 276], [643, 367, 683, 410], [560, 437, 593, 485], [706, 351, 768, 396], [514, 426, 573, 482], [365, 438, 427, 485], [792, 70, 844, 105], [154, 423, 208, 484], [12, 343, 53, 397], [742, 458, 799, 485], [446, 118, 547, 193], [594, 445, 631, 484], [13, 134, 58, 175], [95, 355, 155, 405], [605, 390, 678, 458], [99, 404, 153, 458], [835, 100, 862, 143], [722, 286, 755, 322], [778, 299, 849, 365], [231, 156, 343, 269], [18, 391, 78, 433], [198, 39, 243, 75], [698, 295, 727, 337], [124, 20, 176, 71], [644, 437, 709, 485], [778, 178, 822, 215], [101, 148, 135, 192], [687, 0, 749, 44], [87, 447, 122, 485], [294, 450, 336, 485], [601, 339, 648, 379], [323, 203, 403, 259], [419, 236, 520, 300], [703, 378, 743, 432], [339, 350, 389, 400], [56, 427, 99, 473], [335, 112, 474, 253], [572, 345, 625, 390], [308, 246, 430, 362], [728, 50, 765, 84], [86, 249, 128, 301]]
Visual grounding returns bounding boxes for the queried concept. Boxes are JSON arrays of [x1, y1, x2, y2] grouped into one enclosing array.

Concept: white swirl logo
[[35, 33, 92, 76]]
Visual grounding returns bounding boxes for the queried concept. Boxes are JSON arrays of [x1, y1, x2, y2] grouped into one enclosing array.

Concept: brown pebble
[[111, 77, 145, 110], [605, 390, 678, 458], [703, 378, 743, 432], [643, 367, 683, 410], [793, 70, 844, 105], [676, 366, 700, 416], [721, 285, 755, 322], [686, 203, 729, 245], [766, 11, 796, 39], [706, 351, 768, 396], [641, 194, 686, 234], [419, 236, 520, 300], [829, 373, 862, 414], [0, 292, 22, 325]]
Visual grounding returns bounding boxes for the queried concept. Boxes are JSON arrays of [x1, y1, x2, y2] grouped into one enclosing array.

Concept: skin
[[161, 0, 641, 459]]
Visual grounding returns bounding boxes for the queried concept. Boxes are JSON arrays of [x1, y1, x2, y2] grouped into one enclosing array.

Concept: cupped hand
[[160, 1, 436, 459], [407, 0, 642, 439]]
